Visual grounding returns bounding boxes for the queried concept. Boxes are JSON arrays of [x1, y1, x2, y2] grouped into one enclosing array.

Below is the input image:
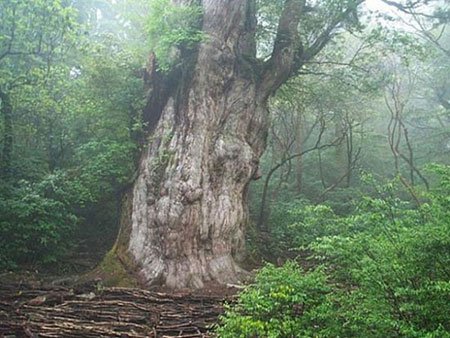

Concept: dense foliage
[[145, 0, 204, 71], [219, 166, 450, 337], [0, 0, 143, 270], [1, 1, 449, 335]]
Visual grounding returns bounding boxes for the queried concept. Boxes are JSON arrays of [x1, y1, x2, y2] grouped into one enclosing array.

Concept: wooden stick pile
[[0, 283, 230, 337]]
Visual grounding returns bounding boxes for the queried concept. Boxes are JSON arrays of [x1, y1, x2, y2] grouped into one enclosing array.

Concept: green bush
[[266, 199, 348, 258], [0, 176, 78, 270], [310, 168, 450, 337], [72, 140, 136, 204], [217, 261, 335, 338], [219, 166, 450, 337], [0, 139, 137, 270]]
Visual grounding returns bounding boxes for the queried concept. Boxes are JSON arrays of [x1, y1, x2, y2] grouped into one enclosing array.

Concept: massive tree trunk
[[108, 0, 361, 289], [124, 0, 271, 289]]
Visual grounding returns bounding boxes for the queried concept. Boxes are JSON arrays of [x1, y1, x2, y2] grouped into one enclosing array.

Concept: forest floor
[[0, 272, 239, 337], [0, 230, 257, 337]]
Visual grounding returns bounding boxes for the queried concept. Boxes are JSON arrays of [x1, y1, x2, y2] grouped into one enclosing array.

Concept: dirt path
[[0, 282, 237, 337]]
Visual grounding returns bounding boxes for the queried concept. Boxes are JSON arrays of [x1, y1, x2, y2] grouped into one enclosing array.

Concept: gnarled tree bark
[[109, 0, 362, 289]]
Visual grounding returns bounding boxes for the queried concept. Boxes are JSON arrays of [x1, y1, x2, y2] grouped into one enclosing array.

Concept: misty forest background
[[1, 0, 450, 336]]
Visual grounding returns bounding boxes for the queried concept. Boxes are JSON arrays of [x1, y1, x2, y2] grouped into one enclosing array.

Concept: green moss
[[93, 190, 140, 287], [97, 248, 139, 287], [82, 186, 139, 288]]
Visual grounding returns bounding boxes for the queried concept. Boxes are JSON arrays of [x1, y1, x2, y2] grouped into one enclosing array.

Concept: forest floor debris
[[0, 279, 238, 337]]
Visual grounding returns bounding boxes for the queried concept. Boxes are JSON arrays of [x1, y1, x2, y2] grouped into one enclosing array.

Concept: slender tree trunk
[[0, 90, 13, 178], [334, 115, 347, 187], [345, 119, 353, 188], [295, 121, 304, 193]]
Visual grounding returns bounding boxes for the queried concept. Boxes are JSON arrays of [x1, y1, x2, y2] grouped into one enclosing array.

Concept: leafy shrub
[[217, 261, 334, 338], [0, 139, 136, 270], [72, 140, 136, 204], [310, 195, 450, 336], [220, 166, 450, 337], [266, 199, 347, 258], [0, 176, 78, 270]]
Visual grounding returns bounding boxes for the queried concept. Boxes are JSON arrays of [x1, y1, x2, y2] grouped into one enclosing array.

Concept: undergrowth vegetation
[[1, 1, 450, 335], [218, 166, 450, 337]]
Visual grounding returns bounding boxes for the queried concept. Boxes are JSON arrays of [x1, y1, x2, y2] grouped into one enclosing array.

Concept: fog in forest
[[1, 0, 449, 336]]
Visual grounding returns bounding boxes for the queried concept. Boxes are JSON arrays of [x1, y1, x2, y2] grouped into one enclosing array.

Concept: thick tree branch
[[238, 0, 257, 59], [260, 0, 305, 99], [260, 0, 364, 98]]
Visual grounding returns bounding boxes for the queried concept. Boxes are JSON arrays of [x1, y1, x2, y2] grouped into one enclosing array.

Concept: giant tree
[[108, 0, 366, 289]]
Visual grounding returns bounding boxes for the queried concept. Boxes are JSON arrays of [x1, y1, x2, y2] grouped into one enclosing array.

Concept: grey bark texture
[[114, 0, 361, 289], [127, 0, 268, 289]]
